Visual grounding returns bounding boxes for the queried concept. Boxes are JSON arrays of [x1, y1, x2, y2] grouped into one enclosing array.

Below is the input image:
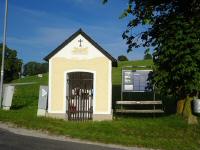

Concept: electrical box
[[37, 85, 48, 116], [2, 85, 15, 110]]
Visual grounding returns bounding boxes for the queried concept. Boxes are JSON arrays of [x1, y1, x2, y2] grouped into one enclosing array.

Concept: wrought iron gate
[[67, 72, 93, 121]]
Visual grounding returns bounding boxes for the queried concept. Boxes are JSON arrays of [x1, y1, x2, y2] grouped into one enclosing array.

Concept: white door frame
[[64, 69, 96, 114]]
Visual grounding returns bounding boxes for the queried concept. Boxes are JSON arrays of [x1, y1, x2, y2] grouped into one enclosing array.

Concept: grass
[[0, 60, 200, 150]]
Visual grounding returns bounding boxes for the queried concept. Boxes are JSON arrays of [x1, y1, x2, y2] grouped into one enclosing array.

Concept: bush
[[144, 48, 152, 60], [118, 55, 128, 61], [23, 62, 48, 76], [144, 53, 152, 60], [0, 44, 22, 82]]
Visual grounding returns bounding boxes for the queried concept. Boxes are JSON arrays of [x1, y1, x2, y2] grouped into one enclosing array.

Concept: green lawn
[[0, 60, 200, 150]]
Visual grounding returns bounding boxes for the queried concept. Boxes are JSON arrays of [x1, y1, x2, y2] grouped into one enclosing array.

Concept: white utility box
[[37, 85, 48, 116], [2, 85, 15, 110]]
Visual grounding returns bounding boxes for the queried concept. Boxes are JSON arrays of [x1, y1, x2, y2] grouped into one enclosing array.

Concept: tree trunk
[[182, 96, 198, 125], [177, 99, 184, 114]]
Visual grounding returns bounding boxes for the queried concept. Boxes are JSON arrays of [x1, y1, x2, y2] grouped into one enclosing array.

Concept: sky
[[0, 0, 147, 63]]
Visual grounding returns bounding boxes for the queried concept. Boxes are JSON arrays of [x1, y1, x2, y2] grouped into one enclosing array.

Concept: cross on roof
[[78, 39, 83, 47]]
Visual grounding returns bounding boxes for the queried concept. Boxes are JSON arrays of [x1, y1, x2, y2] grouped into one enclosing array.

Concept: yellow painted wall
[[50, 57, 110, 113]]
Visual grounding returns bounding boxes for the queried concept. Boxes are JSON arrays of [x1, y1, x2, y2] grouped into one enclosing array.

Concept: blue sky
[[0, 0, 146, 63]]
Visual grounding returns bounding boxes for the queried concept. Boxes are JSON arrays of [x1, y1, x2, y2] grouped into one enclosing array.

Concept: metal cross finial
[[78, 39, 83, 47]]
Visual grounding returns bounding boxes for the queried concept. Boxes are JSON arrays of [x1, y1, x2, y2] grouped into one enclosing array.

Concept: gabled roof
[[44, 28, 117, 67]]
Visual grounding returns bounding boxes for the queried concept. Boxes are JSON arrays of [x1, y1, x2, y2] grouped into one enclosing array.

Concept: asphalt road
[[0, 128, 124, 150]]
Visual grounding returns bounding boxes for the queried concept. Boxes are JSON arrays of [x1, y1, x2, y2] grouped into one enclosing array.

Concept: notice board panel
[[122, 70, 152, 92]]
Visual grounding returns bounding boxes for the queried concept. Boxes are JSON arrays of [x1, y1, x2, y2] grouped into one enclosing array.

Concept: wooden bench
[[115, 109, 164, 113], [116, 101, 162, 105], [115, 100, 164, 113]]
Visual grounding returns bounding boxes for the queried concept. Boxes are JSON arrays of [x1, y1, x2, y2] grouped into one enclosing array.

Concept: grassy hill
[[0, 59, 199, 150], [13, 59, 153, 85]]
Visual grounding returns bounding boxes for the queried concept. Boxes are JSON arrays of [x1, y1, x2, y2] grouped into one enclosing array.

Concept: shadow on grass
[[11, 99, 36, 110], [11, 102, 35, 110]]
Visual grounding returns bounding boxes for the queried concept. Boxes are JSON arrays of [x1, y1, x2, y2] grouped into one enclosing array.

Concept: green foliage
[[102, 0, 107, 4], [144, 53, 152, 60], [105, 0, 200, 98], [153, 16, 200, 98], [144, 48, 152, 60], [0, 44, 22, 82], [117, 55, 129, 61], [23, 62, 48, 76]]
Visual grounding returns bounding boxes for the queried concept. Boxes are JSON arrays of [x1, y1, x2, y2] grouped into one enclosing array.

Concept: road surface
[[0, 123, 152, 150], [0, 128, 125, 150]]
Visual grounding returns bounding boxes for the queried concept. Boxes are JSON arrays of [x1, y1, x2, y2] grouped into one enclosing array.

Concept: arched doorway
[[67, 72, 93, 121]]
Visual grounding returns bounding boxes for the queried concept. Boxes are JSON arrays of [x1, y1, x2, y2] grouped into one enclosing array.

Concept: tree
[[0, 44, 22, 82], [118, 55, 128, 61], [40, 63, 48, 74], [23, 62, 48, 76], [144, 48, 152, 60], [103, 0, 200, 124]]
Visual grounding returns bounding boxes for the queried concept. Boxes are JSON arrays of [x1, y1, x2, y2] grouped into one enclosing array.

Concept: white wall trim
[[48, 111, 65, 114], [64, 69, 96, 114], [93, 112, 111, 115], [108, 60, 112, 114], [48, 59, 52, 113]]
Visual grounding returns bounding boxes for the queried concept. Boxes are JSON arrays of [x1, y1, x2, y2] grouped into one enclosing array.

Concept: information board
[[122, 70, 152, 92]]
